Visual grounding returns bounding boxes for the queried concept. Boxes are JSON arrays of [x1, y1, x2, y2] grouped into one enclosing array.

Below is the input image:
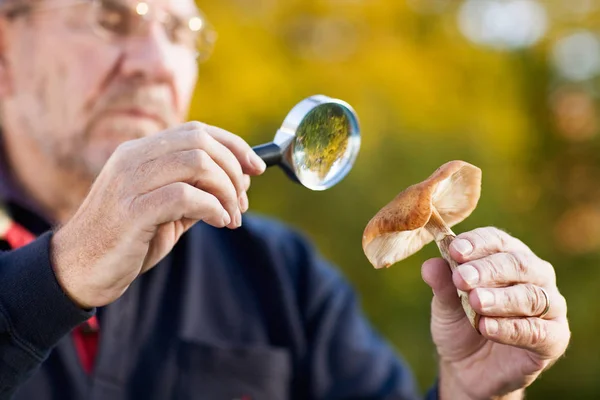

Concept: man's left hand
[[421, 227, 570, 400]]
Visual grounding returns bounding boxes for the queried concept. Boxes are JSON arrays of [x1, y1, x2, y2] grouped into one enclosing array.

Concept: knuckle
[[472, 227, 513, 252], [114, 141, 135, 155], [190, 128, 211, 148], [215, 127, 243, 145], [207, 193, 222, 212], [111, 141, 136, 166], [496, 227, 531, 252], [468, 228, 489, 247], [524, 285, 544, 315], [527, 319, 547, 346], [171, 183, 191, 207], [509, 320, 523, 343], [491, 227, 511, 249], [462, 227, 502, 253], [198, 192, 222, 218], [502, 288, 517, 310], [493, 227, 528, 252], [231, 134, 249, 150], [189, 149, 210, 171], [476, 256, 501, 283], [507, 252, 528, 279], [184, 121, 205, 131]]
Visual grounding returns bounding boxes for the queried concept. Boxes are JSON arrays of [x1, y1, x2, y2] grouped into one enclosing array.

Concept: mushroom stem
[[425, 208, 481, 333]]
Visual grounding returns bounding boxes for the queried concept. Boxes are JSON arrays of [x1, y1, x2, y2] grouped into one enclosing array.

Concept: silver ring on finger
[[537, 287, 551, 319]]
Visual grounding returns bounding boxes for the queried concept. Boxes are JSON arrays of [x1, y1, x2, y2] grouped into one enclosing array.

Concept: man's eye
[[96, 1, 132, 35], [164, 16, 192, 46], [170, 25, 193, 46]]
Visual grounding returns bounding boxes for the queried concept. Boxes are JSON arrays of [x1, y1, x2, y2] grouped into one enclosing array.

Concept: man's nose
[[120, 24, 178, 83]]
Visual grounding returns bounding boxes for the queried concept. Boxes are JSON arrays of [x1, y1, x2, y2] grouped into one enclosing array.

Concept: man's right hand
[[49, 122, 266, 309]]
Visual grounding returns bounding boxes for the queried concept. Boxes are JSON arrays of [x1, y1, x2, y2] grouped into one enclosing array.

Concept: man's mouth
[[102, 108, 167, 129]]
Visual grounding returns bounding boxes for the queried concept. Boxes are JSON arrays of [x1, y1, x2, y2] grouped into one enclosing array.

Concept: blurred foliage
[[191, 1, 600, 398]]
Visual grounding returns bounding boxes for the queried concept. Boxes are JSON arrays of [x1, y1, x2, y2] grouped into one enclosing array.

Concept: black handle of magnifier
[[252, 142, 282, 167]]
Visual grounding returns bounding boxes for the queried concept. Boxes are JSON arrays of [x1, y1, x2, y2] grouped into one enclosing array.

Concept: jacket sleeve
[[284, 227, 440, 400], [0, 232, 95, 399]]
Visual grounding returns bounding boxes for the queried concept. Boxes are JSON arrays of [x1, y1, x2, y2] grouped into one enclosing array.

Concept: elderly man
[[0, 0, 570, 399]]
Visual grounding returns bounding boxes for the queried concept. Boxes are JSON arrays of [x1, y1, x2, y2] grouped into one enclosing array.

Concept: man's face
[[0, 0, 203, 178]]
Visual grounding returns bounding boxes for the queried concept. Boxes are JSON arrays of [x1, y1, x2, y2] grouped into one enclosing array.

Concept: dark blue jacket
[[0, 199, 439, 400]]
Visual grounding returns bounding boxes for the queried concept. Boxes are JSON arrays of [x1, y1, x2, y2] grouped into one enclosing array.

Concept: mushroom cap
[[362, 160, 482, 269]]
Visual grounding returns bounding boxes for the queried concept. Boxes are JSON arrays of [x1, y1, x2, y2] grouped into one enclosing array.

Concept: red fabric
[[4, 223, 36, 250], [2, 217, 100, 374], [72, 317, 100, 374]]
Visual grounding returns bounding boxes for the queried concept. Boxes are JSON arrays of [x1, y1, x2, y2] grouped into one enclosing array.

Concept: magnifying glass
[[251, 95, 361, 191]]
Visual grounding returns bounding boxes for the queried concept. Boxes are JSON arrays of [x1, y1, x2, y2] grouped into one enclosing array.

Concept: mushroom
[[362, 160, 482, 331]]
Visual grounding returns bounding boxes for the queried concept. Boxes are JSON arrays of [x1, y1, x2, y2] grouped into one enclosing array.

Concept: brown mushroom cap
[[362, 160, 482, 269]]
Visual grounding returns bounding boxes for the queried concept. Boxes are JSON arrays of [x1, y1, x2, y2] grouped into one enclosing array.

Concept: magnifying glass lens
[[292, 103, 356, 191]]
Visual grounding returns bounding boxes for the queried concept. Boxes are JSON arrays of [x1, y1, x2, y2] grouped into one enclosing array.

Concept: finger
[[479, 317, 570, 359], [422, 259, 485, 344], [197, 133, 247, 205], [243, 174, 251, 191], [112, 121, 263, 177], [449, 227, 531, 264], [452, 251, 556, 291], [136, 150, 241, 228], [202, 123, 266, 175], [133, 182, 231, 228], [422, 258, 462, 315], [239, 191, 249, 213], [131, 127, 247, 211], [470, 285, 566, 319], [111, 122, 209, 163], [240, 175, 251, 212]]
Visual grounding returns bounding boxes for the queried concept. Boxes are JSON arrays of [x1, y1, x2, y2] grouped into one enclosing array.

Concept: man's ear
[[0, 17, 13, 99]]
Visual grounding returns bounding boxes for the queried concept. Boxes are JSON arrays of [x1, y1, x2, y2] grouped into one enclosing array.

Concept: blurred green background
[[191, 0, 599, 398]]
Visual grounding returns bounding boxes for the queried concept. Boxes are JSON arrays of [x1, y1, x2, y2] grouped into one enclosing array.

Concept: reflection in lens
[[291, 103, 354, 189]]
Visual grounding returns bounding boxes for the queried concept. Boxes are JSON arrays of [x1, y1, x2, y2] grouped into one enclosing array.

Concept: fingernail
[[453, 239, 473, 256], [249, 153, 266, 173], [478, 290, 495, 310], [239, 192, 249, 213], [458, 264, 479, 286], [222, 210, 231, 226], [486, 319, 499, 335], [235, 209, 242, 227]]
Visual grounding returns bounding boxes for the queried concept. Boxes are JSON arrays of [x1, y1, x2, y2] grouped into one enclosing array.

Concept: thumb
[[422, 258, 487, 361], [421, 258, 466, 323]]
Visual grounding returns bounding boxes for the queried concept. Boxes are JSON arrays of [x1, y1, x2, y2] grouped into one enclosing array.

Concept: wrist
[[438, 361, 475, 400], [439, 362, 525, 400], [50, 227, 96, 310]]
